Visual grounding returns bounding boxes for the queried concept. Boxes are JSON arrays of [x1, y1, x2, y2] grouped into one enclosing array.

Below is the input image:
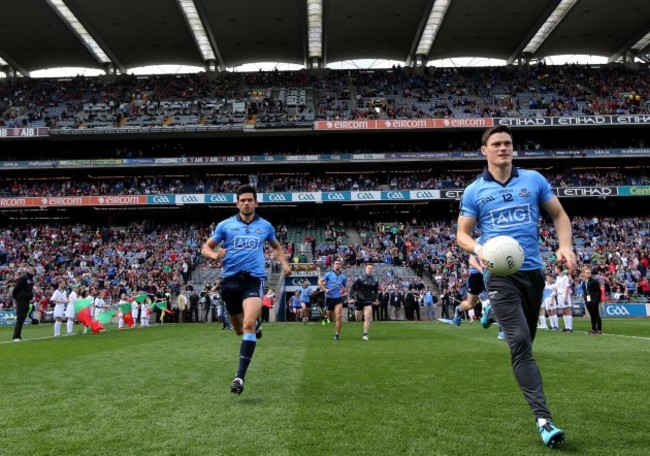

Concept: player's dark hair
[[236, 184, 257, 201], [481, 125, 513, 146]]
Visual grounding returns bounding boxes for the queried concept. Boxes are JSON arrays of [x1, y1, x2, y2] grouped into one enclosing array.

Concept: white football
[[481, 235, 524, 276]]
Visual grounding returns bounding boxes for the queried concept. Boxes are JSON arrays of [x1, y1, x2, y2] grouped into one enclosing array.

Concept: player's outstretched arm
[[457, 215, 482, 259]]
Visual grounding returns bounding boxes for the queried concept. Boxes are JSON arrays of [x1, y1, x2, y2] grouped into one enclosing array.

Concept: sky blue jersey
[[289, 295, 301, 308], [321, 270, 347, 299], [299, 286, 311, 303], [210, 214, 277, 278], [459, 167, 555, 271]]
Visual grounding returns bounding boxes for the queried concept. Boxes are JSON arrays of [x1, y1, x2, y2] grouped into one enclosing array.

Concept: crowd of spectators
[[0, 70, 314, 130], [327, 63, 650, 120], [0, 219, 300, 314], [306, 216, 650, 305], [1, 167, 648, 198], [0, 222, 204, 309], [1, 63, 649, 131], [0, 214, 648, 319]]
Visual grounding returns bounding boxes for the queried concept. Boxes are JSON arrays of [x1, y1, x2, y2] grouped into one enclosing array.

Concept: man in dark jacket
[[389, 290, 404, 320], [12, 265, 35, 341], [188, 290, 200, 323], [349, 263, 379, 340], [379, 290, 390, 321], [582, 268, 603, 334]]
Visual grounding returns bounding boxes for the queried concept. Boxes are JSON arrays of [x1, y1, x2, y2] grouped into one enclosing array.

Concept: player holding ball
[[456, 125, 577, 449]]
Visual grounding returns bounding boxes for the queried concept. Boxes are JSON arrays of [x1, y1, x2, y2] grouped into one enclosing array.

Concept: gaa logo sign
[[297, 193, 316, 201], [357, 192, 375, 200], [208, 194, 230, 203], [148, 195, 173, 204], [325, 193, 346, 201], [605, 305, 630, 317], [384, 191, 406, 200], [415, 191, 435, 199], [268, 193, 289, 202], [180, 195, 200, 203]]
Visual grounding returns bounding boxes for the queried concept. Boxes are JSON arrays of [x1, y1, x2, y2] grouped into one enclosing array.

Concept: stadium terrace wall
[[0, 187, 648, 209], [313, 115, 650, 131], [0, 148, 649, 171], [4, 114, 650, 140], [4, 303, 650, 325]]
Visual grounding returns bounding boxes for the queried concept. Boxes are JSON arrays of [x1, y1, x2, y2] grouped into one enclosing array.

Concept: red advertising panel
[[0, 195, 147, 208], [313, 118, 493, 131], [0, 127, 49, 138]]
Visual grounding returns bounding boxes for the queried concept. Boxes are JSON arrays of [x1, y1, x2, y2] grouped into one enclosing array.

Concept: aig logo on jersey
[[234, 236, 261, 250], [489, 204, 532, 228]]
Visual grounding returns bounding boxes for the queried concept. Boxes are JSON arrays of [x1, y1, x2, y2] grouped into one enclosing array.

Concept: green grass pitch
[[1, 318, 648, 456]]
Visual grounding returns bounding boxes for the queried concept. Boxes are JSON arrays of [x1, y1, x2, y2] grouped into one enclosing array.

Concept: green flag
[[97, 309, 117, 324], [73, 298, 95, 329], [119, 303, 135, 327], [118, 303, 132, 315], [150, 301, 168, 311], [134, 293, 148, 303], [73, 297, 93, 314]]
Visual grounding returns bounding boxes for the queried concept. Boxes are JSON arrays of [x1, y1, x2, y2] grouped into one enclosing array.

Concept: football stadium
[[1, 1, 649, 455]]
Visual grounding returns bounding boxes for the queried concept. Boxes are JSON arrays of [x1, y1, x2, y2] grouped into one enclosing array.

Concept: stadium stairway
[[295, 241, 314, 262], [344, 227, 363, 245], [266, 264, 284, 294], [192, 264, 222, 289]]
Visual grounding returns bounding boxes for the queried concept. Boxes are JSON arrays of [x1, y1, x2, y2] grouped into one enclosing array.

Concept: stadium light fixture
[[630, 31, 650, 55], [415, 0, 451, 57], [608, 29, 650, 63], [177, 0, 217, 62], [521, 0, 579, 56], [307, 0, 323, 59], [46, 0, 112, 66], [0, 56, 7, 66]]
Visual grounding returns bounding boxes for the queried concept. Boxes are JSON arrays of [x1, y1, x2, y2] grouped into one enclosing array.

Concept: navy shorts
[[219, 273, 265, 316], [324, 296, 344, 311], [466, 271, 486, 295]]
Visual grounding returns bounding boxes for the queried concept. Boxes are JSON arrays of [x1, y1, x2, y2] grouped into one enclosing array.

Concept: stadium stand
[[2, 169, 648, 197], [2, 65, 649, 131], [1, 66, 649, 322]]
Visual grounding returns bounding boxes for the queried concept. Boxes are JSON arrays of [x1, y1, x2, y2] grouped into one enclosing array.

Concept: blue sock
[[236, 333, 257, 380], [454, 305, 461, 317]]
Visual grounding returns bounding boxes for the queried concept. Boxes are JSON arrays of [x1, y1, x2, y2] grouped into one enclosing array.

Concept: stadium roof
[[1, 0, 649, 76]]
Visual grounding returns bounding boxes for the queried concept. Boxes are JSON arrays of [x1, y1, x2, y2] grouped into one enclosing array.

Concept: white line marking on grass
[[0, 334, 83, 344], [600, 333, 650, 341], [0, 327, 137, 344]]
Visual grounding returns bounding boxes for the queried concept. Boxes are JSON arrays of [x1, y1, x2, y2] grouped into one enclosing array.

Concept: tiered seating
[[2, 65, 649, 129]]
